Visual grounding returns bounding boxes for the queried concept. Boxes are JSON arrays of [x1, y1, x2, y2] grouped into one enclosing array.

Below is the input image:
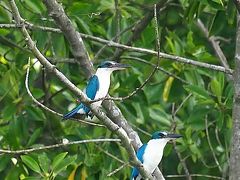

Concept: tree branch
[[9, 0, 153, 179], [165, 174, 224, 179], [171, 96, 192, 180], [25, 59, 104, 127], [0, 23, 233, 74], [42, 0, 94, 79], [196, 19, 232, 80], [205, 116, 222, 172], [0, 138, 121, 154], [111, 0, 168, 61]]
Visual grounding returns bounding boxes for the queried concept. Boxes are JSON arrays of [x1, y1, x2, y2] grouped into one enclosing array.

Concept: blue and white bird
[[131, 131, 182, 180], [63, 61, 129, 119]]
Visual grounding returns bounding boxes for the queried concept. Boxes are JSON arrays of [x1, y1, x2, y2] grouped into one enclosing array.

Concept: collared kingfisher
[[63, 61, 129, 119], [131, 131, 182, 180]]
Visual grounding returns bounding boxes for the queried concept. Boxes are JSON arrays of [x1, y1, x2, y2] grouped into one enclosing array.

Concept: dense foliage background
[[0, 0, 237, 179]]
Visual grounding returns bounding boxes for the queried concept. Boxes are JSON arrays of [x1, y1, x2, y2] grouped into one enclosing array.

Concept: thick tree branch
[[42, 0, 94, 79], [39, 0, 157, 178], [38, 0, 163, 178], [9, 0, 153, 179]]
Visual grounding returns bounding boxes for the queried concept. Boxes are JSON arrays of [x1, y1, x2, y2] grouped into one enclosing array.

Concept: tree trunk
[[230, 13, 240, 180]]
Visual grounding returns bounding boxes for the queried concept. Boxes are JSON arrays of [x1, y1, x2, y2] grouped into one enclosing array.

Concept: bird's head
[[98, 61, 129, 71], [151, 131, 182, 140]]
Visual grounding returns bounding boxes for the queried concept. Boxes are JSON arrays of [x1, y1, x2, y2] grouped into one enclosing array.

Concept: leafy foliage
[[0, 0, 236, 179]]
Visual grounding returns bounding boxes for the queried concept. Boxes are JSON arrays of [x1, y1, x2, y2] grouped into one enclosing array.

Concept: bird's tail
[[63, 104, 83, 120]]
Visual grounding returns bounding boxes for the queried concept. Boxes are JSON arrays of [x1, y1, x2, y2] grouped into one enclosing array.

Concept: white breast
[[93, 68, 112, 106], [143, 139, 169, 174]]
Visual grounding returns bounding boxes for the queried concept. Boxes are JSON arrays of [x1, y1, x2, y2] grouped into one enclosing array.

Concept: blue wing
[[85, 75, 99, 100], [63, 75, 99, 119], [131, 144, 147, 179]]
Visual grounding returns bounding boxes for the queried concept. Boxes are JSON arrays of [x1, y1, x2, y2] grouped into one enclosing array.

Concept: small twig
[[200, 157, 218, 169], [196, 19, 232, 80], [90, 4, 162, 104], [107, 163, 129, 177], [25, 58, 62, 117], [94, 22, 138, 61], [173, 93, 192, 116], [171, 103, 192, 180], [205, 116, 223, 172], [215, 128, 224, 149], [0, 138, 121, 154], [130, 122, 151, 137], [122, 56, 189, 84], [114, 0, 121, 44], [96, 145, 128, 165], [166, 174, 224, 179], [111, 0, 168, 61]]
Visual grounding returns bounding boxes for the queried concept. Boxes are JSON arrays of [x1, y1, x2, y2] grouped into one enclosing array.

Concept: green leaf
[[207, 0, 225, 10], [31, 88, 44, 99], [216, 112, 224, 130], [0, 156, 10, 172], [184, 84, 210, 99], [21, 0, 43, 14], [185, 1, 200, 22], [21, 155, 41, 174], [177, 163, 183, 174], [20, 177, 40, 180], [2, 104, 17, 119], [25, 106, 46, 121], [132, 102, 145, 124], [227, 0, 236, 24], [187, 106, 210, 130], [53, 155, 77, 176], [27, 128, 43, 146], [210, 78, 222, 102], [38, 153, 50, 174], [149, 105, 171, 127], [52, 152, 68, 171], [209, 11, 226, 36]]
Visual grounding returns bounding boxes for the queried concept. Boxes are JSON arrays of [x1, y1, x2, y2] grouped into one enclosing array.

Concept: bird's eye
[[158, 132, 166, 137]]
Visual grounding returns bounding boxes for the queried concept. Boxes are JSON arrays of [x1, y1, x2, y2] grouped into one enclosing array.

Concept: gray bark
[[230, 14, 240, 180]]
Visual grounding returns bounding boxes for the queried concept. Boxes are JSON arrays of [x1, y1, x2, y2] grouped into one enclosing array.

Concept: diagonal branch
[[9, 0, 153, 179], [196, 19, 232, 80], [25, 59, 104, 127], [42, 0, 94, 79]]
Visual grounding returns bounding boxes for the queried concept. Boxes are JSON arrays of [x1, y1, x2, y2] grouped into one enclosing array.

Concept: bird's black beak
[[112, 62, 130, 69], [166, 133, 182, 139]]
